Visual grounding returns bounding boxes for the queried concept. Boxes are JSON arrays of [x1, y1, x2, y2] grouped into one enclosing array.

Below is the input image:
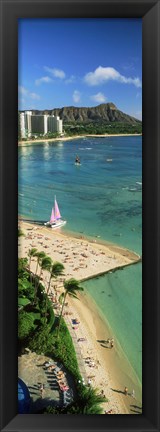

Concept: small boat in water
[[106, 159, 113, 162], [44, 197, 66, 228]]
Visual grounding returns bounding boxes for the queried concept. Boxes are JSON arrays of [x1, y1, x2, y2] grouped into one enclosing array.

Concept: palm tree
[[35, 251, 46, 275], [28, 248, 37, 283], [47, 262, 65, 296], [38, 256, 53, 281], [79, 386, 107, 414], [28, 248, 37, 272], [66, 387, 107, 414], [37, 256, 53, 313], [57, 278, 84, 338], [32, 251, 48, 301]]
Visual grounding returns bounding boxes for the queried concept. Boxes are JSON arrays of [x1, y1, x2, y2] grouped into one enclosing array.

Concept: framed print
[[1, 1, 160, 432]]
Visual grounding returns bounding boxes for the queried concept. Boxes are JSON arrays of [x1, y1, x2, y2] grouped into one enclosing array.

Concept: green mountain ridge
[[30, 103, 141, 125]]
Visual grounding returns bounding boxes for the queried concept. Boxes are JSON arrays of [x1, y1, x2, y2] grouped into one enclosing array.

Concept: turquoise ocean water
[[18, 136, 142, 388]]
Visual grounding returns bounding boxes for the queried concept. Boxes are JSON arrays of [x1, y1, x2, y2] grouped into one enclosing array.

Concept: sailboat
[[44, 197, 66, 228]]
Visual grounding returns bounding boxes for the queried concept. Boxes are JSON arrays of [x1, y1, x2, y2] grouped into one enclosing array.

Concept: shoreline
[[18, 220, 142, 414], [67, 291, 142, 414], [18, 133, 142, 146]]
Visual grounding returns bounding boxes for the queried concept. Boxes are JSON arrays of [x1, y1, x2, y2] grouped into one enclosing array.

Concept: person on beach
[[131, 389, 135, 398], [39, 384, 44, 398], [124, 386, 128, 395], [100, 390, 106, 398]]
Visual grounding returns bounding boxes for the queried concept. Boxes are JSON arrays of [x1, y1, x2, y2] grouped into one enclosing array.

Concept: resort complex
[[19, 111, 63, 139]]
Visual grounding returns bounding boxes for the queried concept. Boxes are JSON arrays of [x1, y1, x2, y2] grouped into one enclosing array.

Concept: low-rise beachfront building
[[19, 111, 63, 138]]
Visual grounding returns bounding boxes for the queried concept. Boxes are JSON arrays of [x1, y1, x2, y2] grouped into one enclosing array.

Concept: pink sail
[[50, 207, 55, 223], [54, 198, 61, 220]]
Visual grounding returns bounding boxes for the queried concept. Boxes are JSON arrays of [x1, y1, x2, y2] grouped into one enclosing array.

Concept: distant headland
[[18, 103, 142, 142]]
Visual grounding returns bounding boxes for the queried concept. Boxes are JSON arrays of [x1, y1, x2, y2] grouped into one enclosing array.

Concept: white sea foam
[[78, 147, 92, 150]]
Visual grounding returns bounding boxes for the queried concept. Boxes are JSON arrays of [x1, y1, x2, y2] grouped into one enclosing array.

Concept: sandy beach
[[18, 220, 142, 414], [19, 220, 140, 282], [18, 133, 142, 146]]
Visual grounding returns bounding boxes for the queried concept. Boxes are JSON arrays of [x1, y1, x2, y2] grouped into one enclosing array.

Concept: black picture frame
[[0, 1, 160, 431]]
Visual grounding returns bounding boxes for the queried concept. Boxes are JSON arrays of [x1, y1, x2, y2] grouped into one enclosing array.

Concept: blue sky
[[18, 18, 142, 119]]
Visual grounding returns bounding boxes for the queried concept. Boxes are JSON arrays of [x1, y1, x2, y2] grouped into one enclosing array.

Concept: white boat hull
[[44, 220, 66, 229]]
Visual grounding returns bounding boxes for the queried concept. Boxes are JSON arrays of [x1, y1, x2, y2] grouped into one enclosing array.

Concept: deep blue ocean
[[18, 136, 142, 390]]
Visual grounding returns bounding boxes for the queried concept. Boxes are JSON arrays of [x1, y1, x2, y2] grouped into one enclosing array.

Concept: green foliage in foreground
[[18, 311, 35, 340], [28, 325, 54, 355], [52, 318, 81, 380], [73, 385, 108, 414], [18, 258, 55, 350]]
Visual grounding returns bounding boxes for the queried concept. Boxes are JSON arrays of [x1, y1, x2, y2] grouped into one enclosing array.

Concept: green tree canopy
[[18, 311, 35, 340]]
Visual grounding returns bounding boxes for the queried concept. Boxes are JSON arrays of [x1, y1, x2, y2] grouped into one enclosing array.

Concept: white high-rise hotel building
[[19, 111, 63, 138]]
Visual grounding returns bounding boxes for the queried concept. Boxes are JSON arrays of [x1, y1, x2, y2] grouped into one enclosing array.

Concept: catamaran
[[44, 197, 66, 228]]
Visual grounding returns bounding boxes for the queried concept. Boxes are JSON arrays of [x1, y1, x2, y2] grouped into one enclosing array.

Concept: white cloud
[[18, 86, 28, 96], [73, 90, 81, 103], [84, 66, 142, 88], [18, 86, 40, 101], [35, 76, 53, 86], [90, 92, 107, 103], [65, 75, 76, 84], [30, 92, 40, 100], [44, 66, 65, 79]]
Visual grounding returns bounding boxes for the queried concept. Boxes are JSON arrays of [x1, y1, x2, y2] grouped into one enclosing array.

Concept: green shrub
[[52, 319, 81, 379], [28, 325, 54, 354], [18, 258, 28, 278], [47, 304, 55, 328], [18, 278, 35, 302], [18, 311, 35, 340]]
